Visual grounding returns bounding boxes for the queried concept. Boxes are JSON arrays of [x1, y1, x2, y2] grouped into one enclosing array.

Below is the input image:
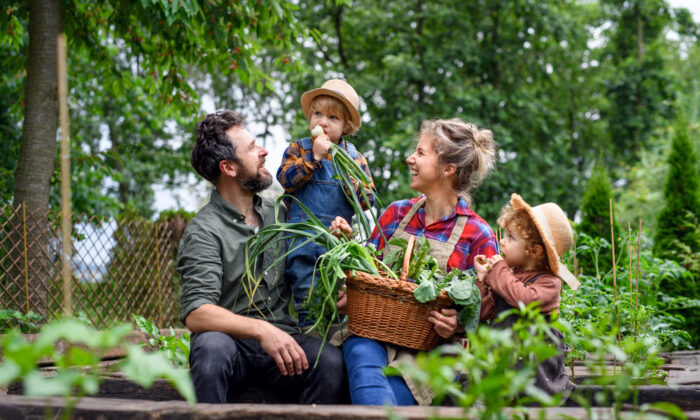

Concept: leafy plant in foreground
[[394, 304, 562, 420], [133, 315, 190, 369], [0, 318, 195, 418]]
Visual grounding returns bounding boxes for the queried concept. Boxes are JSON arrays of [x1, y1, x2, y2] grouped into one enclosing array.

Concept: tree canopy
[[1, 0, 699, 231]]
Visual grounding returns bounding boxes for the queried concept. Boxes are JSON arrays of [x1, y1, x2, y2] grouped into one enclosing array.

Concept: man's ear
[[219, 160, 237, 178]]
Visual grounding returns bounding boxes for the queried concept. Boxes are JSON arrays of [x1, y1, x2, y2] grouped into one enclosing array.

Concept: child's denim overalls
[[286, 137, 359, 326]]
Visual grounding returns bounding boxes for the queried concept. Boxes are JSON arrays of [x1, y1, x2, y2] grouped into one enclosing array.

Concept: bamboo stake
[[22, 202, 29, 314], [573, 232, 578, 277], [635, 219, 642, 340], [155, 222, 163, 327], [628, 221, 634, 342], [610, 199, 621, 347], [58, 33, 73, 317]]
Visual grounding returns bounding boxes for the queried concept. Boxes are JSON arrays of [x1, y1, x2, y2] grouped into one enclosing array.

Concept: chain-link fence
[[0, 203, 185, 328]]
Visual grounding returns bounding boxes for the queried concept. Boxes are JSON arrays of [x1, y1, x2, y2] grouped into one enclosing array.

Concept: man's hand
[[428, 308, 462, 339], [330, 216, 353, 239], [257, 322, 309, 376], [312, 134, 331, 161]]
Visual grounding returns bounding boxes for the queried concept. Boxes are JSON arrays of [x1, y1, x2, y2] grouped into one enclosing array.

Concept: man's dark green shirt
[[177, 190, 299, 334]]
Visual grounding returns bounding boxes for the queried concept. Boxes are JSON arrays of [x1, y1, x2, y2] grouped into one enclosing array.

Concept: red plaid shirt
[[368, 196, 499, 271]]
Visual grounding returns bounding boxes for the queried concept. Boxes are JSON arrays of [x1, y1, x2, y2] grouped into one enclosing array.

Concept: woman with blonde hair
[[331, 118, 500, 406]]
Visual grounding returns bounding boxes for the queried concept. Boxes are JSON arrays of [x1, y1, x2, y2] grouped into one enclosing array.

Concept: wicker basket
[[345, 236, 453, 351]]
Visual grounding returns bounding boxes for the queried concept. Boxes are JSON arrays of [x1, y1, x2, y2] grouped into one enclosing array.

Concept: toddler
[[474, 193, 580, 395], [277, 79, 375, 326]]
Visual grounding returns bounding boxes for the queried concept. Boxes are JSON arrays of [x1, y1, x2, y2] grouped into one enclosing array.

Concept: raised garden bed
[[2, 395, 700, 420]]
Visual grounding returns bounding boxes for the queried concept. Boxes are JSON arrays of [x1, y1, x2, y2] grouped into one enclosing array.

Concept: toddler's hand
[[350, 176, 360, 192], [312, 128, 331, 161], [330, 216, 353, 239], [488, 255, 503, 266], [474, 255, 490, 281]]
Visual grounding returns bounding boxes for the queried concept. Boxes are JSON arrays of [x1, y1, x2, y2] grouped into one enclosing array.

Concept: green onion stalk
[[244, 195, 396, 352], [329, 143, 388, 244]]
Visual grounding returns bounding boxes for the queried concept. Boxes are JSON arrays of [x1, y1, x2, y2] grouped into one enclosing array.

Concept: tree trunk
[[10, 0, 62, 316]]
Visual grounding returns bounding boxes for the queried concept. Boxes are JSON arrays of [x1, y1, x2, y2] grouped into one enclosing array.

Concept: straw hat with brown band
[[300, 79, 361, 131], [510, 193, 581, 290]]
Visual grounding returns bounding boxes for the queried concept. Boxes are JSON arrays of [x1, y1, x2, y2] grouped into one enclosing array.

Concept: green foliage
[[654, 117, 700, 281], [256, 0, 609, 221], [562, 230, 696, 351], [599, 0, 677, 163], [568, 318, 669, 418], [0, 318, 195, 415], [395, 304, 563, 419], [3, 0, 306, 216], [396, 303, 686, 419], [0, 310, 43, 334], [133, 315, 190, 369], [578, 164, 621, 275]]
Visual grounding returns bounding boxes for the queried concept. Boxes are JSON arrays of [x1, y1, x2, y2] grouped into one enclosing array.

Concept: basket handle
[[400, 235, 416, 282]]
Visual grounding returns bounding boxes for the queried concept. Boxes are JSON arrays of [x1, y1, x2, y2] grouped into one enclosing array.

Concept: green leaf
[[414, 280, 438, 303], [24, 370, 81, 397], [120, 345, 196, 404], [0, 361, 21, 385]]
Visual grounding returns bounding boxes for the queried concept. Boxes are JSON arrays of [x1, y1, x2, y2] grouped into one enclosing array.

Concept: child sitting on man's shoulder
[[474, 193, 580, 396]]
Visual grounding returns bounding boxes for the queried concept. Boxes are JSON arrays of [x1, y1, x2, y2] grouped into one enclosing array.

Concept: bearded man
[[177, 110, 345, 404]]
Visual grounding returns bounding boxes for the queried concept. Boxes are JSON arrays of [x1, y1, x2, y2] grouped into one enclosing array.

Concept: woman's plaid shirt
[[368, 196, 499, 271]]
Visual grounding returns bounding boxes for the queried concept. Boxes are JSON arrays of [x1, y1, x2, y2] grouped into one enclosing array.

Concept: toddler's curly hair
[[497, 203, 550, 271]]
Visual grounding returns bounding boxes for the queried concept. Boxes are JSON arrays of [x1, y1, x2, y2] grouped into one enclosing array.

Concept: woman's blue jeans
[[343, 336, 416, 405]]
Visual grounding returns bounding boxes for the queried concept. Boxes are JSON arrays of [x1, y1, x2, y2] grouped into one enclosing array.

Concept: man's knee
[[314, 342, 344, 373], [191, 331, 238, 374]]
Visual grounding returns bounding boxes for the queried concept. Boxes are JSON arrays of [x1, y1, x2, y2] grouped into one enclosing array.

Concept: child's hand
[[350, 176, 360, 192], [330, 216, 353, 239], [474, 254, 491, 281], [488, 255, 503, 266], [311, 126, 331, 161]]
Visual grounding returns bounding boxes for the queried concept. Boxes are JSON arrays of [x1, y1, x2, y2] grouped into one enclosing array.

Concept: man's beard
[[239, 166, 273, 193]]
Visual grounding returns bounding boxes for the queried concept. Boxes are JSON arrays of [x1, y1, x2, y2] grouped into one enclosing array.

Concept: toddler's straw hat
[[511, 193, 581, 290], [301, 79, 361, 130]]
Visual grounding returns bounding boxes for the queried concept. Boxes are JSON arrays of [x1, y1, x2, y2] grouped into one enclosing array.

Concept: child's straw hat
[[301, 79, 361, 129], [511, 193, 581, 290]]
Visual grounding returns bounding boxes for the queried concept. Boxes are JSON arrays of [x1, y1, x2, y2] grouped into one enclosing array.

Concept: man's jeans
[[190, 331, 346, 404], [343, 336, 416, 405]]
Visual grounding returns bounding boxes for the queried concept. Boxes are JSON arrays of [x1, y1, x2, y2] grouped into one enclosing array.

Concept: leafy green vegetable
[[414, 280, 438, 303], [133, 315, 191, 369]]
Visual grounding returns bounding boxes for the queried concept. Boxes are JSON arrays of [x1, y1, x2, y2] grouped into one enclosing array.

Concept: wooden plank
[[2, 395, 699, 420], [9, 378, 700, 409], [571, 385, 700, 409]]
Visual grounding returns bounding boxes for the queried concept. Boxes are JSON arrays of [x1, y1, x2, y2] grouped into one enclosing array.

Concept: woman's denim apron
[[286, 137, 359, 326]]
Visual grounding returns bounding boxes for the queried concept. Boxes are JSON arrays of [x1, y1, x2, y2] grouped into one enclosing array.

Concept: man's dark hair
[[192, 110, 246, 183]]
